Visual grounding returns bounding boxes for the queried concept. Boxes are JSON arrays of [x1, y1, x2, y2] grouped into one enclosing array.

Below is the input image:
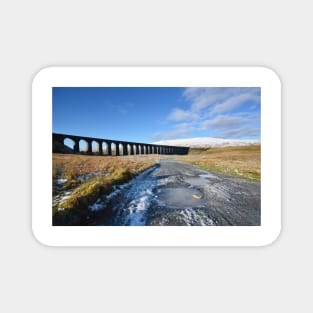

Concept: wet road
[[99, 159, 261, 226]]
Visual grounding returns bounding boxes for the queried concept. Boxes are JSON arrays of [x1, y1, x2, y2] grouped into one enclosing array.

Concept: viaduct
[[53, 133, 189, 156]]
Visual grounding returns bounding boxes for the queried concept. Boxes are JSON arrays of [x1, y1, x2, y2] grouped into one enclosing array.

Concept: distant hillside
[[152, 137, 260, 148]]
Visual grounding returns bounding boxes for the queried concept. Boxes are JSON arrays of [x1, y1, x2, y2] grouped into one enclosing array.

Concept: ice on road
[[99, 159, 261, 226]]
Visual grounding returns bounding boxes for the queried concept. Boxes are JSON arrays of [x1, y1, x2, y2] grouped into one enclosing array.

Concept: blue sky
[[53, 87, 260, 143]]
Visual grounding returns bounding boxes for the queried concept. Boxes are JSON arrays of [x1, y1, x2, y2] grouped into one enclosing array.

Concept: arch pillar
[[98, 141, 103, 155], [123, 143, 128, 156], [107, 141, 112, 155], [115, 142, 120, 156], [73, 139, 79, 153], [87, 140, 92, 154]]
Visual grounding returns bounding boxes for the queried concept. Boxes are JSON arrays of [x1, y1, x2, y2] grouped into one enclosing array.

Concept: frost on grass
[[52, 154, 159, 225], [56, 178, 67, 185], [89, 199, 105, 212], [106, 166, 158, 226], [77, 171, 109, 182]]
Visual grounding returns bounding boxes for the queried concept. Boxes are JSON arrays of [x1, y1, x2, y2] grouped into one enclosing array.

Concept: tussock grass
[[53, 154, 157, 180], [177, 145, 261, 181], [52, 154, 159, 225]]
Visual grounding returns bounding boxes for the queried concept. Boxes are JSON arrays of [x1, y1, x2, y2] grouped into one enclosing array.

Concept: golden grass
[[52, 153, 160, 225], [53, 154, 157, 179], [176, 145, 261, 181]]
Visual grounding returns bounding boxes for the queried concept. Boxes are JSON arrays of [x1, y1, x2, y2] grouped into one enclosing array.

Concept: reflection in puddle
[[156, 187, 207, 208], [183, 172, 218, 187]]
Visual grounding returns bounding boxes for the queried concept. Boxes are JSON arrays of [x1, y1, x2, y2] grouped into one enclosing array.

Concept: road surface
[[98, 159, 261, 226]]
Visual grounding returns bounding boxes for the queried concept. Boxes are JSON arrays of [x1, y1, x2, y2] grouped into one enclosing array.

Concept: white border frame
[[32, 67, 281, 246]]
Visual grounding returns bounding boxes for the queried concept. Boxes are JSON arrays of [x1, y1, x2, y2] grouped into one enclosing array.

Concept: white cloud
[[201, 114, 260, 138], [183, 87, 260, 113], [151, 122, 194, 140], [220, 126, 260, 138], [201, 115, 249, 130], [212, 93, 260, 114], [167, 108, 199, 121], [151, 87, 260, 140], [183, 87, 234, 111]]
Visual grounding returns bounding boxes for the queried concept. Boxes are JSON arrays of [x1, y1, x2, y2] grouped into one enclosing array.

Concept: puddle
[[184, 172, 218, 187], [156, 187, 207, 208], [199, 173, 217, 179]]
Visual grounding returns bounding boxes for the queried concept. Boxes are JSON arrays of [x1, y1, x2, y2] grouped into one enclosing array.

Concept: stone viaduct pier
[[53, 133, 189, 156]]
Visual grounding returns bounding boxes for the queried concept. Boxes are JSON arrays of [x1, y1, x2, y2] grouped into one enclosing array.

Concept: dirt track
[[99, 159, 261, 226]]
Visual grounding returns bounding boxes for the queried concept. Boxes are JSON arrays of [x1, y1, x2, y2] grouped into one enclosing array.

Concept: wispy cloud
[[151, 122, 194, 140], [113, 104, 128, 115], [183, 87, 260, 113], [201, 115, 250, 130], [201, 114, 259, 138], [212, 92, 260, 114], [157, 87, 260, 140], [167, 108, 199, 121], [219, 126, 260, 139]]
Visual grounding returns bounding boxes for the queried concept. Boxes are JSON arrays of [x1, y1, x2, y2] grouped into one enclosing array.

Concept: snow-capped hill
[[152, 137, 260, 148]]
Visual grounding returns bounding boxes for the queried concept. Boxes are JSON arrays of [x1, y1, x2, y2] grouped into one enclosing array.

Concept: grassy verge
[[53, 154, 158, 225], [176, 145, 261, 181]]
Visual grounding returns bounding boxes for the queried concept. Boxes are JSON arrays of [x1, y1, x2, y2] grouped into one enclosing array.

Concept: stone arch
[[63, 137, 75, 151], [111, 142, 117, 156], [118, 143, 123, 156], [79, 139, 88, 153], [102, 142, 108, 155], [91, 140, 100, 154]]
